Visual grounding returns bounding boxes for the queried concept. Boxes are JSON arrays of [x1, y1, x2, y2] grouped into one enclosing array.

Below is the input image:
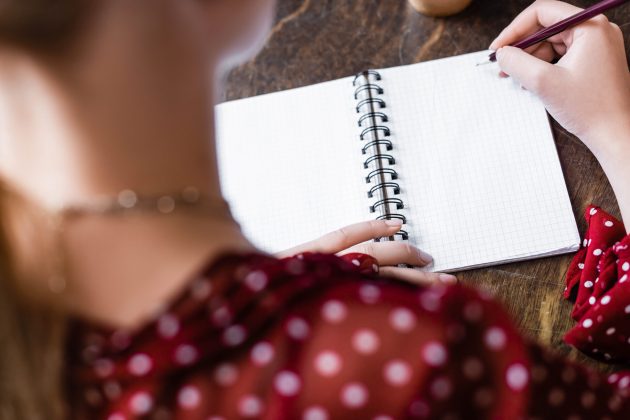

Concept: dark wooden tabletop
[[223, 0, 630, 370]]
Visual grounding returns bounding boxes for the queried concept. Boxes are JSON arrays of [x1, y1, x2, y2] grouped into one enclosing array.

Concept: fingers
[[552, 41, 567, 56], [379, 266, 458, 286], [276, 219, 403, 258], [489, 0, 583, 50], [340, 240, 432, 267], [496, 46, 561, 93], [526, 41, 558, 63]]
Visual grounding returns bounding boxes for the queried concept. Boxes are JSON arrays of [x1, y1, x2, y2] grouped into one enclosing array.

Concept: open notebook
[[216, 51, 580, 272]]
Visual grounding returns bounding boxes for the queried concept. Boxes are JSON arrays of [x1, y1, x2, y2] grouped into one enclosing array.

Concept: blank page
[[379, 51, 580, 272], [216, 78, 368, 252]]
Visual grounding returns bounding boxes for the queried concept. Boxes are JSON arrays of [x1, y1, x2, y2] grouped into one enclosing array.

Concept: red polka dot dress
[[66, 206, 630, 419]]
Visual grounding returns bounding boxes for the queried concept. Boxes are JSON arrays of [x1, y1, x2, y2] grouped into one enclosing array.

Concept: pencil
[[480, 0, 629, 65]]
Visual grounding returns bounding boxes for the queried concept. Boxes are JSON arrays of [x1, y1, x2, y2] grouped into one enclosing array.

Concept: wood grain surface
[[223, 0, 630, 371]]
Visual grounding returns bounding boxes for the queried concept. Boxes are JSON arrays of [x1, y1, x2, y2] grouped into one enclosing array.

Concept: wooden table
[[223, 0, 628, 370]]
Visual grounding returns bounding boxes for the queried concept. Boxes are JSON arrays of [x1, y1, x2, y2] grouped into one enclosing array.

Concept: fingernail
[[417, 249, 433, 264], [489, 39, 498, 50], [385, 219, 403, 227], [439, 274, 458, 284]]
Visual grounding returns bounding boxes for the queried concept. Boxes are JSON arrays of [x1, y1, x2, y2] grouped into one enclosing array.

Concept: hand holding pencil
[[491, 0, 630, 226], [491, 0, 630, 157], [483, 0, 629, 63]]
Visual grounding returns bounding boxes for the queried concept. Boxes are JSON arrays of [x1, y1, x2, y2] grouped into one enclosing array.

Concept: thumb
[[496, 46, 558, 94]]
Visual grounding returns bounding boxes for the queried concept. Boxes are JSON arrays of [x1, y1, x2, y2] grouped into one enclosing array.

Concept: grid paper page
[[216, 78, 368, 252], [378, 51, 580, 272]]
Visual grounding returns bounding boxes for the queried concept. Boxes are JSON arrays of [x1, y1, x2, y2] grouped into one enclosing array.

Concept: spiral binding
[[360, 125, 390, 140], [362, 139, 392, 155], [352, 70, 381, 85], [367, 182, 400, 198], [354, 70, 408, 242], [354, 83, 384, 99], [356, 98, 386, 113], [358, 112, 388, 127], [363, 154, 395, 169], [365, 168, 398, 184]]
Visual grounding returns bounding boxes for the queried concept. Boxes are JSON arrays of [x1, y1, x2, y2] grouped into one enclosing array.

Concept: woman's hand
[[276, 219, 457, 285], [491, 0, 630, 230], [490, 0, 630, 162]]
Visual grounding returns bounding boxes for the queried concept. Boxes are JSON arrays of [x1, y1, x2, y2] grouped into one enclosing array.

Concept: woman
[[0, 0, 628, 418]]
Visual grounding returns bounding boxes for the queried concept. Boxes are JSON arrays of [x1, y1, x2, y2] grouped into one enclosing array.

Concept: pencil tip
[[475, 61, 492, 67]]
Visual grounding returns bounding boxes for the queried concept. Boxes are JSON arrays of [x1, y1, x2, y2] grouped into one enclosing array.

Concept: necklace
[[43, 187, 236, 294]]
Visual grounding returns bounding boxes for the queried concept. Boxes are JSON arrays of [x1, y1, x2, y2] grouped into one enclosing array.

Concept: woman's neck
[[0, 3, 256, 328], [0, 7, 221, 206]]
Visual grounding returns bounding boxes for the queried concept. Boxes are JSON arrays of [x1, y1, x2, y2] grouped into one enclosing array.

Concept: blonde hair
[[0, 180, 68, 419], [0, 2, 93, 417]]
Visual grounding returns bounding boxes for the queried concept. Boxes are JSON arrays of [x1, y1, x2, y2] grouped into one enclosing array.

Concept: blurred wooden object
[[408, 0, 472, 16]]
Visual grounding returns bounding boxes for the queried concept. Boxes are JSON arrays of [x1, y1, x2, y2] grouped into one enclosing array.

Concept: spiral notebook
[[216, 51, 580, 272]]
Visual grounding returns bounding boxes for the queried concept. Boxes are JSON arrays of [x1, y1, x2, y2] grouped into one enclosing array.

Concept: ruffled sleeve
[[564, 205, 630, 363]]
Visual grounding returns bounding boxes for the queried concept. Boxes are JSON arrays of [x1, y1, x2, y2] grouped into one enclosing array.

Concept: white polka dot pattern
[[274, 371, 302, 396], [419, 292, 442, 312], [157, 314, 180, 339], [223, 325, 247, 347], [238, 395, 264, 417], [286, 317, 310, 340], [383, 360, 412, 386], [212, 306, 232, 327], [71, 249, 630, 419], [422, 342, 447, 367], [129, 391, 153, 415], [359, 285, 381, 304], [340, 383, 369, 409], [505, 364, 529, 391], [174, 344, 198, 366], [214, 363, 238, 387], [352, 329, 380, 355], [178, 385, 201, 410], [484, 327, 507, 351], [94, 358, 114, 378], [389, 307, 416, 332], [251, 341, 275, 366], [314, 351, 342, 377], [128, 354, 152, 376], [303, 406, 329, 420], [321, 300, 348, 323], [244, 270, 268, 292], [190, 278, 212, 300]]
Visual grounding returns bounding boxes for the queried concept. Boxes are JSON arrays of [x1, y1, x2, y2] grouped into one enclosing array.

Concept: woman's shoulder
[[66, 250, 508, 376]]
